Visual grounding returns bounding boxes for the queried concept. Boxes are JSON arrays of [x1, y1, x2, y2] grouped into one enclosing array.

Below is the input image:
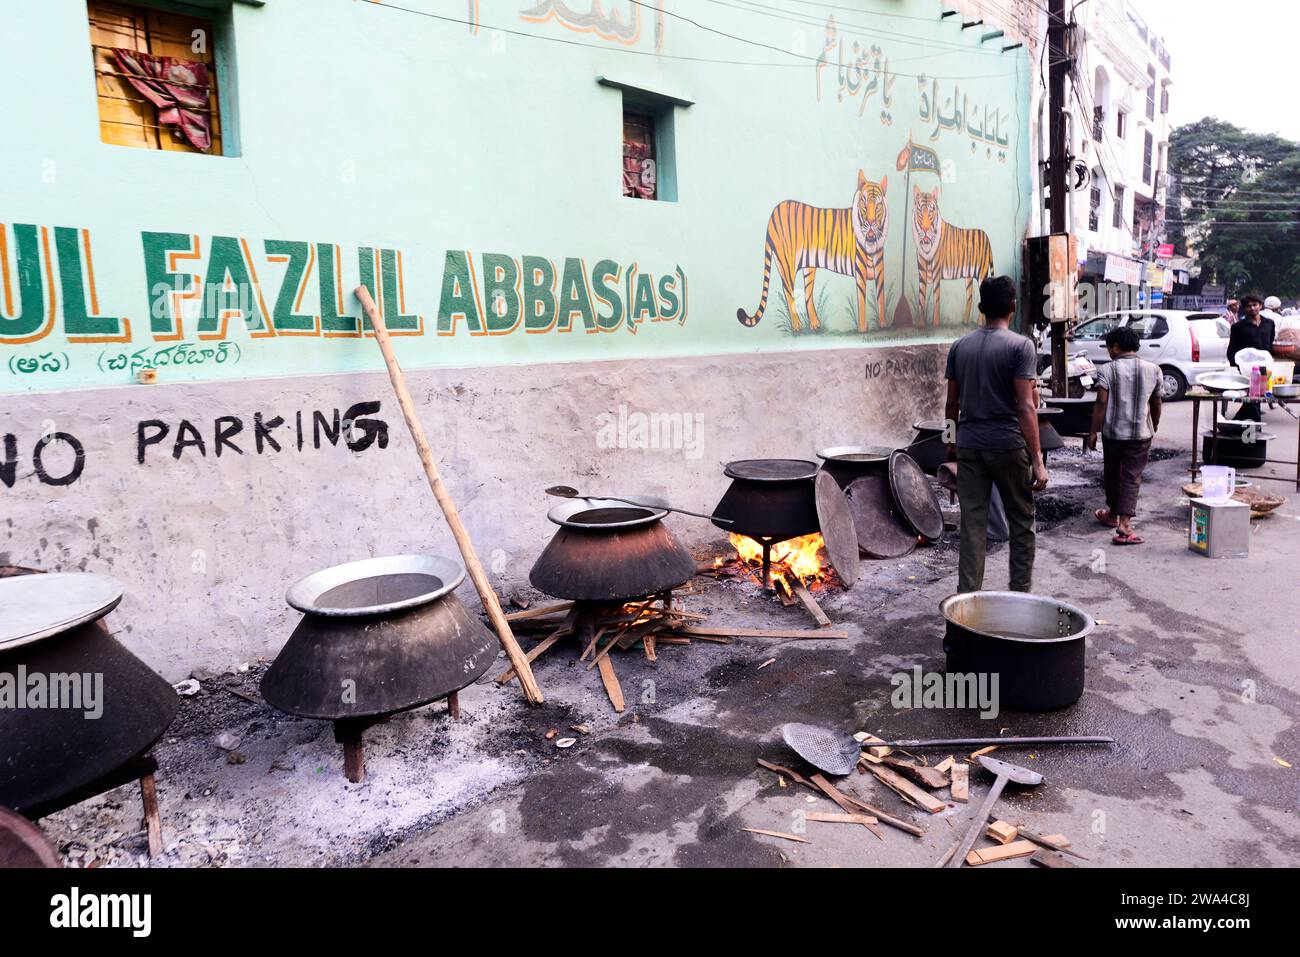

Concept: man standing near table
[[944, 276, 1047, 593], [1227, 293, 1275, 422]]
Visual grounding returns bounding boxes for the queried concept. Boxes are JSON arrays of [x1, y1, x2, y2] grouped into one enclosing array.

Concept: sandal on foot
[[1095, 508, 1119, 528], [1113, 532, 1144, 545]]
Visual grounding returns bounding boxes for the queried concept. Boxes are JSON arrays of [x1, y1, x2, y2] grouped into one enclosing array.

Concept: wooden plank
[[965, 839, 1038, 866], [830, 787, 926, 838], [969, 745, 998, 761], [808, 774, 884, 840], [643, 635, 656, 661], [495, 626, 567, 684], [675, 625, 848, 640], [790, 580, 833, 627], [504, 601, 573, 622], [950, 763, 969, 803], [987, 820, 1019, 845], [1029, 849, 1078, 868], [856, 732, 893, 758], [757, 758, 816, 790], [805, 812, 878, 825], [934, 756, 955, 774], [867, 765, 947, 814], [741, 827, 810, 845], [883, 757, 950, 789], [597, 656, 624, 713]]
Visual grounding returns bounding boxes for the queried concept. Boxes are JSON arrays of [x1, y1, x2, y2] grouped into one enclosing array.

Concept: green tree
[[1165, 118, 1300, 297]]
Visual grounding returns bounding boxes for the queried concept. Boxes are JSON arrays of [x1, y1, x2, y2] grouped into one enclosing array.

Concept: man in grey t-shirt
[[944, 276, 1047, 593]]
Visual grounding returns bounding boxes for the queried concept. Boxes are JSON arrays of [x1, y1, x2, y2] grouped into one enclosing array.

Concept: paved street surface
[[40, 398, 1300, 868]]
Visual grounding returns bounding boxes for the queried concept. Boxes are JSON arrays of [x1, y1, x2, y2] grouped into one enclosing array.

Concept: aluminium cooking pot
[[262, 554, 497, 720], [941, 591, 1094, 711], [530, 497, 697, 602], [0, 570, 177, 816]]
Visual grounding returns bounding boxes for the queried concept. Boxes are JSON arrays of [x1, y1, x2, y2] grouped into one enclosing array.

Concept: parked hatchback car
[[1036, 310, 1229, 399]]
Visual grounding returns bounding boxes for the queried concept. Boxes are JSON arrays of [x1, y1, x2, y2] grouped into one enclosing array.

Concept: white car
[[1036, 309, 1230, 400]]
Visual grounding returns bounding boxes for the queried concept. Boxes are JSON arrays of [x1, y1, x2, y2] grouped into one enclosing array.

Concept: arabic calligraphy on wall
[[519, 1, 665, 51], [815, 16, 896, 123]]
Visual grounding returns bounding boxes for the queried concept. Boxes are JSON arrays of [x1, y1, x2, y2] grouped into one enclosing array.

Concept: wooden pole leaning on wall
[[354, 286, 544, 705]]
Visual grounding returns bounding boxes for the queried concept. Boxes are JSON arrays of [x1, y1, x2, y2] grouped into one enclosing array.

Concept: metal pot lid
[[845, 474, 917, 559], [547, 496, 668, 529], [723, 459, 818, 482], [816, 445, 894, 463], [913, 419, 948, 433], [888, 450, 945, 542], [286, 554, 466, 617], [814, 471, 859, 587], [1195, 372, 1251, 392], [0, 573, 123, 651]]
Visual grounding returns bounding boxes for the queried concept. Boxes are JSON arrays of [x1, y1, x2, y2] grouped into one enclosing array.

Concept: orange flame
[[729, 532, 829, 585]]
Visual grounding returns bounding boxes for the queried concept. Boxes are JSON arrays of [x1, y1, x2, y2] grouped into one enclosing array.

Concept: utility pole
[[1047, 0, 1071, 395]]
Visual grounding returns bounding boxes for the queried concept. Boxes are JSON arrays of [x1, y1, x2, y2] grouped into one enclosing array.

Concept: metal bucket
[[940, 591, 1094, 710]]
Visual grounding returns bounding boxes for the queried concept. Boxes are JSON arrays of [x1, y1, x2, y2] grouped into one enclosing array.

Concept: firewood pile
[[497, 590, 846, 713]]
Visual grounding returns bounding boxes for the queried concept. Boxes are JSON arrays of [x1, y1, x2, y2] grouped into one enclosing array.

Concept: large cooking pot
[[711, 459, 820, 541], [0, 571, 177, 816], [261, 554, 496, 720], [941, 591, 1094, 711], [530, 497, 697, 602], [1042, 397, 1095, 438], [1202, 431, 1275, 470]]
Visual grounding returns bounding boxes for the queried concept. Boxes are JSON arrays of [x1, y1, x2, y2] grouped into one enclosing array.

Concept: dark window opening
[[622, 111, 657, 201], [1089, 180, 1101, 232], [1146, 66, 1156, 120], [1143, 132, 1153, 184], [1113, 185, 1126, 230]]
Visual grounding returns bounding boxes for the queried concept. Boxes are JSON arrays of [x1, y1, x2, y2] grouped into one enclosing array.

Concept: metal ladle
[[545, 486, 731, 524]]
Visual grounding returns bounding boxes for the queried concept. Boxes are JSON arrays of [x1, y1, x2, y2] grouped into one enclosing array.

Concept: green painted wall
[[0, 0, 1030, 393]]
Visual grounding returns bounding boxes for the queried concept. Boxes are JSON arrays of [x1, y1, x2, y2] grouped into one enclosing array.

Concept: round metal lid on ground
[[814, 471, 859, 587], [888, 450, 945, 542], [285, 554, 466, 617], [0, 573, 123, 650], [723, 459, 818, 482], [844, 473, 917, 559]]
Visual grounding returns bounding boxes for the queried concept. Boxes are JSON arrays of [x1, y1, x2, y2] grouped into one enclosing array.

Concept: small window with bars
[[1146, 66, 1156, 120], [1113, 186, 1126, 230], [1089, 180, 1101, 233], [622, 111, 657, 201], [1143, 132, 1153, 184], [89, 0, 224, 155]]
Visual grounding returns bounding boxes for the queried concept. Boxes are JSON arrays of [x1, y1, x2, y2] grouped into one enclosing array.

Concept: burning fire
[[728, 532, 830, 587]]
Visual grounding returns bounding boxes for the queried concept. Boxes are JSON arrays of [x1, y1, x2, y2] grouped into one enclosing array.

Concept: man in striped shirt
[[1087, 326, 1162, 545]]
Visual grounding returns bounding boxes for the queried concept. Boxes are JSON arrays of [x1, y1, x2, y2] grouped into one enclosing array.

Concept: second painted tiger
[[912, 185, 994, 327], [737, 171, 888, 333]]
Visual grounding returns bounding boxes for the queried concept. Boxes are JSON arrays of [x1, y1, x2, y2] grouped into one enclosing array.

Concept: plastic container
[[1271, 360, 1294, 386], [1200, 465, 1236, 502]]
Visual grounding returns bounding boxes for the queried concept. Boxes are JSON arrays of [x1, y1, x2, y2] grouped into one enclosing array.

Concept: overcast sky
[[1130, 0, 1300, 141]]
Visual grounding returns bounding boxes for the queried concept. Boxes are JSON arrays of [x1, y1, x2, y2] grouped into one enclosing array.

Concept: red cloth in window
[[622, 120, 656, 199], [111, 49, 212, 151]]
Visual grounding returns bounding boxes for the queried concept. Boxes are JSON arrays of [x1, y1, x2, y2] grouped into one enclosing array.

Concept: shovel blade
[[979, 754, 1043, 785], [781, 723, 861, 777]]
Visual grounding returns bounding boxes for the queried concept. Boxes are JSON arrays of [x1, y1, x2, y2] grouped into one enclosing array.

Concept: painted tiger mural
[[737, 171, 888, 333], [911, 185, 994, 327]]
